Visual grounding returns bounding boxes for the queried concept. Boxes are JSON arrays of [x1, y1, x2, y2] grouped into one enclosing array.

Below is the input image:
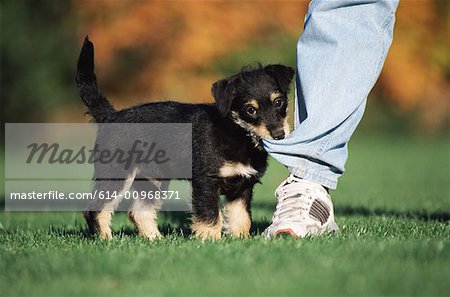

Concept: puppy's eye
[[246, 106, 257, 116], [273, 98, 285, 108]]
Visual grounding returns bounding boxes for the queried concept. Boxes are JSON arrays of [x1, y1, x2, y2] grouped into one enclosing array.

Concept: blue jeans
[[263, 0, 399, 189]]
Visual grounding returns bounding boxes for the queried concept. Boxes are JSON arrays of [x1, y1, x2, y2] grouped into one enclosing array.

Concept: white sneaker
[[263, 175, 339, 239]]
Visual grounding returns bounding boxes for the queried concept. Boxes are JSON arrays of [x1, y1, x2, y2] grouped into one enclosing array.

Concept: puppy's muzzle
[[271, 129, 285, 140]]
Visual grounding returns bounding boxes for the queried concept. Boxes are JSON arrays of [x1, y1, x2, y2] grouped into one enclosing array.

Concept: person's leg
[[262, 0, 399, 238], [263, 0, 399, 190]]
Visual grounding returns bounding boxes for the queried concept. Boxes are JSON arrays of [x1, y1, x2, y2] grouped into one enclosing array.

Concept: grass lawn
[[1, 134, 449, 297]]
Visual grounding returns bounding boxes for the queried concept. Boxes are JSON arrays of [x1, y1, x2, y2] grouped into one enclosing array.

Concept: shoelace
[[270, 175, 327, 225]]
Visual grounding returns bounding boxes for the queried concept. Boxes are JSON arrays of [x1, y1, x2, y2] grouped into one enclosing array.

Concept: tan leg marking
[[95, 168, 138, 240], [192, 211, 223, 240], [224, 199, 251, 238], [128, 199, 162, 240], [96, 210, 113, 240]]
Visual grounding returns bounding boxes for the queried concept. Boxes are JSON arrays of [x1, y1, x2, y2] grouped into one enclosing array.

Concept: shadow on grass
[[7, 203, 447, 240], [252, 201, 450, 223], [158, 211, 271, 236], [334, 205, 450, 223], [15, 211, 267, 239], [159, 211, 191, 237]]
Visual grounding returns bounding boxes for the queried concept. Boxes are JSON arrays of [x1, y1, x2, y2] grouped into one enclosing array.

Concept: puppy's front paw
[[227, 227, 250, 238], [224, 199, 251, 238], [140, 229, 161, 240], [192, 218, 222, 240], [99, 230, 113, 240], [193, 229, 222, 240]]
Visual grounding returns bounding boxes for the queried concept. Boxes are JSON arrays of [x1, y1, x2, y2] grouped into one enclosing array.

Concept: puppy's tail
[[76, 36, 115, 123]]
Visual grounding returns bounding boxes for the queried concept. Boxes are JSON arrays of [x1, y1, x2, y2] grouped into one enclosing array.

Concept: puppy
[[76, 37, 294, 240]]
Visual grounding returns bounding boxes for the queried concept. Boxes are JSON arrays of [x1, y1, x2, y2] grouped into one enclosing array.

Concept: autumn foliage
[[74, 1, 449, 132]]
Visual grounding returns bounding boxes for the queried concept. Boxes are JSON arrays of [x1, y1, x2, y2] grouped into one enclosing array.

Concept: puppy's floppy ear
[[265, 64, 295, 94], [212, 77, 237, 117]]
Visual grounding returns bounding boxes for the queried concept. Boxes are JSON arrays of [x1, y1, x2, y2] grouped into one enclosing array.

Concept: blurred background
[[1, 0, 449, 136]]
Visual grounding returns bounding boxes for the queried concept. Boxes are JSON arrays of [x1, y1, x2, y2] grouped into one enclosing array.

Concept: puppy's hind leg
[[128, 199, 162, 240], [84, 168, 137, 239], [128, 178, 167, 240]]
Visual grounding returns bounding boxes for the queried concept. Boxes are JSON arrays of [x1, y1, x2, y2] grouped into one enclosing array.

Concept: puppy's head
[[212, 64, 295, 140]]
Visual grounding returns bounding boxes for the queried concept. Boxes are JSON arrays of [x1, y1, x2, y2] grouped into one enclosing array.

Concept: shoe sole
[[273, 221, 339, 238], [274, 228, 299, 238]]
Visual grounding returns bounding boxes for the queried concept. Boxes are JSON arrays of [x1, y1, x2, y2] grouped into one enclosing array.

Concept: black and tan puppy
[[76, 37, 294, 240]]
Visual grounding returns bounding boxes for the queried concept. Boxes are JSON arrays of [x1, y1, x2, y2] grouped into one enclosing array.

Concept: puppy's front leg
[[224, 186, 252, 238], [191, 181, 222, 240]]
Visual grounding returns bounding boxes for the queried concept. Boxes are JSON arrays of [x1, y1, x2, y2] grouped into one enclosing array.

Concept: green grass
[[1, 135, 450, 297]]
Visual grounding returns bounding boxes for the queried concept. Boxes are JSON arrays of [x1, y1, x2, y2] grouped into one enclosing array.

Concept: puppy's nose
[[271, 129, 285, 140]]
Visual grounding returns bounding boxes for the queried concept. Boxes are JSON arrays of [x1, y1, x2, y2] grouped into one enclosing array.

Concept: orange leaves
[[74, 1, 449, 130], [75, 1, 306, 101], [378, 0, 449, 131]]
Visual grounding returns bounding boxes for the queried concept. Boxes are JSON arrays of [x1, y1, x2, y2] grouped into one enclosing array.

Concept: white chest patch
[[219, 162, 258, 178]]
